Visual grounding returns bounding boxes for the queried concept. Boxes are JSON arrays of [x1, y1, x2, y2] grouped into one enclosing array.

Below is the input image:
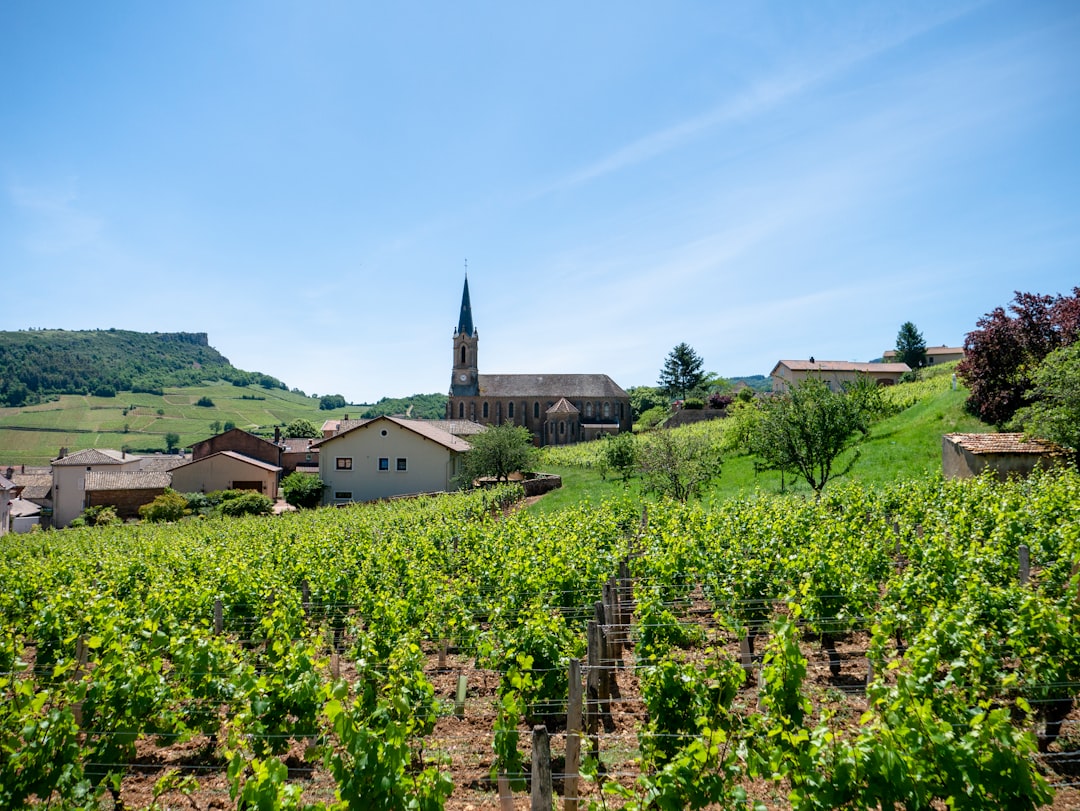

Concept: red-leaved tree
[[958, 288, 1080, 426]]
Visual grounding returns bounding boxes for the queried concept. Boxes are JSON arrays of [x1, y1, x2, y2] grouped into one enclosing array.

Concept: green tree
[[627, 385, 667, 419], [1012, 342, 1080, 453], [195, 396, 215, 407], [223, 420, 236, 432], [165, 432, 181, 452], [658, 343, 706, 401], [458, 424, 539, 485], [285, 418, 320, 438], [601, 432, 638, 483], [280, 472, 325, 508], [319, 394, 347, 411], [209, 420, 222, 434], [749, 377, 868, 496], [895, 321, 928, 368], [637, 429, 722, 502]]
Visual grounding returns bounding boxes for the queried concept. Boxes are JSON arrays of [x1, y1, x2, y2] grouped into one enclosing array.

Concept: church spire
[[456, 273, 475, 337]]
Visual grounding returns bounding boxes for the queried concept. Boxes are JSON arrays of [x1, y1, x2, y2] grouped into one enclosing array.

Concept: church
[[446, 277, 631, 446]]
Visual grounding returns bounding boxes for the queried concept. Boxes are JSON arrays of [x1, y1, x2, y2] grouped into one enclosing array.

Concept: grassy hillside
[[0, 382, 362, 465], [531, 367, 991, 512]]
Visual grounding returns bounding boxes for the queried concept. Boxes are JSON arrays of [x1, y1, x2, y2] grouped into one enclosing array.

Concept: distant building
[[0, 474, 17, 536], [883, 345, 964, 366], [770, 359, 910, 393], [171, 451, 282, 498], [445, 277, 631, 445]]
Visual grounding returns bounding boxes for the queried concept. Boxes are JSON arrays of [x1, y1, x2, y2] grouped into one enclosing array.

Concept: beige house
[[170, 451, 281, 498], [51, 448, 145, 528], [942, 433, 1072, 481], [316, 416, 471, 505], [770, 359, 911, 393], [883, 345, 965, 366]]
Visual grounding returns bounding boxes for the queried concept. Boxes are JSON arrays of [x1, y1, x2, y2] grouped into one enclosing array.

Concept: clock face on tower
[[459, 373, 468, 382]]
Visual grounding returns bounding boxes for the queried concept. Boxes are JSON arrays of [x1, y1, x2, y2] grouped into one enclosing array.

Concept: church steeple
[[451, 274, 479, 398], [456, 275, 475, 337]]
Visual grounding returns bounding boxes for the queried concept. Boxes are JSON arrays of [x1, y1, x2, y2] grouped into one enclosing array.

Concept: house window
[[508, 401, 515, 419], [336, 457, 353, 470], [334, 491, 352, 500], [483, 402, 489, 419], [396, 457, 407, 471], [378, 457, 389, 471]]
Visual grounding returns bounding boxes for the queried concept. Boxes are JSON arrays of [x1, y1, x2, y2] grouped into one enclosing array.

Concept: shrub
[[195, 396, 215, 407], [682, 398, 705, 410], [217, 491, 273, 517], [280, 472, 325, 509], [139, 489, 189, 523], [636, 405, 669, 430], [708, 392, 734, 409]]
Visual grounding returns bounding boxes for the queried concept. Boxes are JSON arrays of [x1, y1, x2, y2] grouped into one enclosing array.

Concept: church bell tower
[[451, 276, 479, 397]]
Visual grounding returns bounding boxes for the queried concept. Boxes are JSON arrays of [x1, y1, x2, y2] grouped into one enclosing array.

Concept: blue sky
[[2, 2, 1078, 404]]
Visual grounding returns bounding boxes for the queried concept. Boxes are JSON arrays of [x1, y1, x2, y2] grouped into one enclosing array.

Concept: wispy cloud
[[538, 2, 985, 197], [9, 179, 104, 253]]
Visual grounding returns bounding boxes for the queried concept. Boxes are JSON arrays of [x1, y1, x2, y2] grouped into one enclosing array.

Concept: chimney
[[58, 446, 67, 459], [5, 467, 12, 478], [274, 426, 281, 443]]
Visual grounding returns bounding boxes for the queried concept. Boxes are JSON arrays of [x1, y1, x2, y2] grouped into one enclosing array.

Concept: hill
[[0, 328, 287, 407]]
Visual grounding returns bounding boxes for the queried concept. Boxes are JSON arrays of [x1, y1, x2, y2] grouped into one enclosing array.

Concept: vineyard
[[2, 471, 1080, 809]]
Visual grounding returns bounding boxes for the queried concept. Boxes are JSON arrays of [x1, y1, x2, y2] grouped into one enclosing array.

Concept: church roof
[[547, 398, 580, 414], [456, 276, 475, 337], [477, 373, 628, 399]]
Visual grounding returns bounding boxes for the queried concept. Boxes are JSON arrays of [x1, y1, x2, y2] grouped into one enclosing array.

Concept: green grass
[[0, 382, 364, 464], [530, 373, 993, 512]]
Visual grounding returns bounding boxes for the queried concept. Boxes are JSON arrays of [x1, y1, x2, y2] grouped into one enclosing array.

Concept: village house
[[315, 415, 470, 505], [0, 473, 17, 536], [446, 277, 631, 444], [170, 451, 282, 498], [770, 359, 910, 393], [882, 345, 965, 366]]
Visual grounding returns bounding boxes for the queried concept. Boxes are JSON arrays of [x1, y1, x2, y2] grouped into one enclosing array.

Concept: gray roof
[[10, 498, 41, 517], [944, 433, 1070, 456], [9, 473, 51, 500], [547, 397, 580, 414], [477, 373, 628, 399], [138, 454, 191, 472], [52, 448, 134, 466], [0, 474, 15, 491], [85, 471, 173, 491], [281, 438, 319, 453], [419, 419, 487, 436], [773, 360, 911, 375]]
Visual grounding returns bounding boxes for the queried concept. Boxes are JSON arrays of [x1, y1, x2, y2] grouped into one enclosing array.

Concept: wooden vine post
[[564, 658, 583, 811], [1019, 544, 1030, 585], [531, 725, 553, 811]]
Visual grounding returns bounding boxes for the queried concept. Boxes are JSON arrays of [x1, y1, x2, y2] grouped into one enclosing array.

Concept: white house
[[50, 448, 145, 528], [316, 416, 471, 505]]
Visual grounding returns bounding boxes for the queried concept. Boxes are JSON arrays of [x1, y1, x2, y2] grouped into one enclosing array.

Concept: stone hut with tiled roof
[[942, 433, 1073, 481], [446, 277, 631, 445]]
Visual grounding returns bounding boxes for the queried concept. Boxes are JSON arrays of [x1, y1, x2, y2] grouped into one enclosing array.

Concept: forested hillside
[[0, 329, 286, 406]]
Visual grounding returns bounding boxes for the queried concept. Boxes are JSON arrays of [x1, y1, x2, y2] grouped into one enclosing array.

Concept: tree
[[1012, 342, 1080, 452], [658, 343, 706, 401], [637, 429, 722, 502], [749, 377, 868, 496], [458, 424, 539, 485], [223, 421, 236, 432], [600, 432, 638, 483], [958, 288, 1080, 426], [280, 471, 326, 509], [894, 321, 927, 369], [209, 420, 222, 434], [165, 432, 181, 452], [285, 418, 320, 438], [319, 394, 347, 411], [195, 396, 215, 407], [627, 386, 667, 419]]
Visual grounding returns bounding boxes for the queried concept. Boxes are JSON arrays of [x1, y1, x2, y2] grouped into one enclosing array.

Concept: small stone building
[[85, 471, 172, 519], [942, 433, 1072, 481], [191, 428, 282, 468]]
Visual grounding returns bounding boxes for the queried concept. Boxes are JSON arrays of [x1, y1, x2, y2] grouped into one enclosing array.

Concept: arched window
[[483, 402, 489, 419], [603, 402, 611, 418], [585, 402, 593, 418], [460, 345, 466, 365], [534, 402, 540, 419], [508, 401, 515, 419], [559, 421, 565, 435], [458, 401, 464, 419]]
